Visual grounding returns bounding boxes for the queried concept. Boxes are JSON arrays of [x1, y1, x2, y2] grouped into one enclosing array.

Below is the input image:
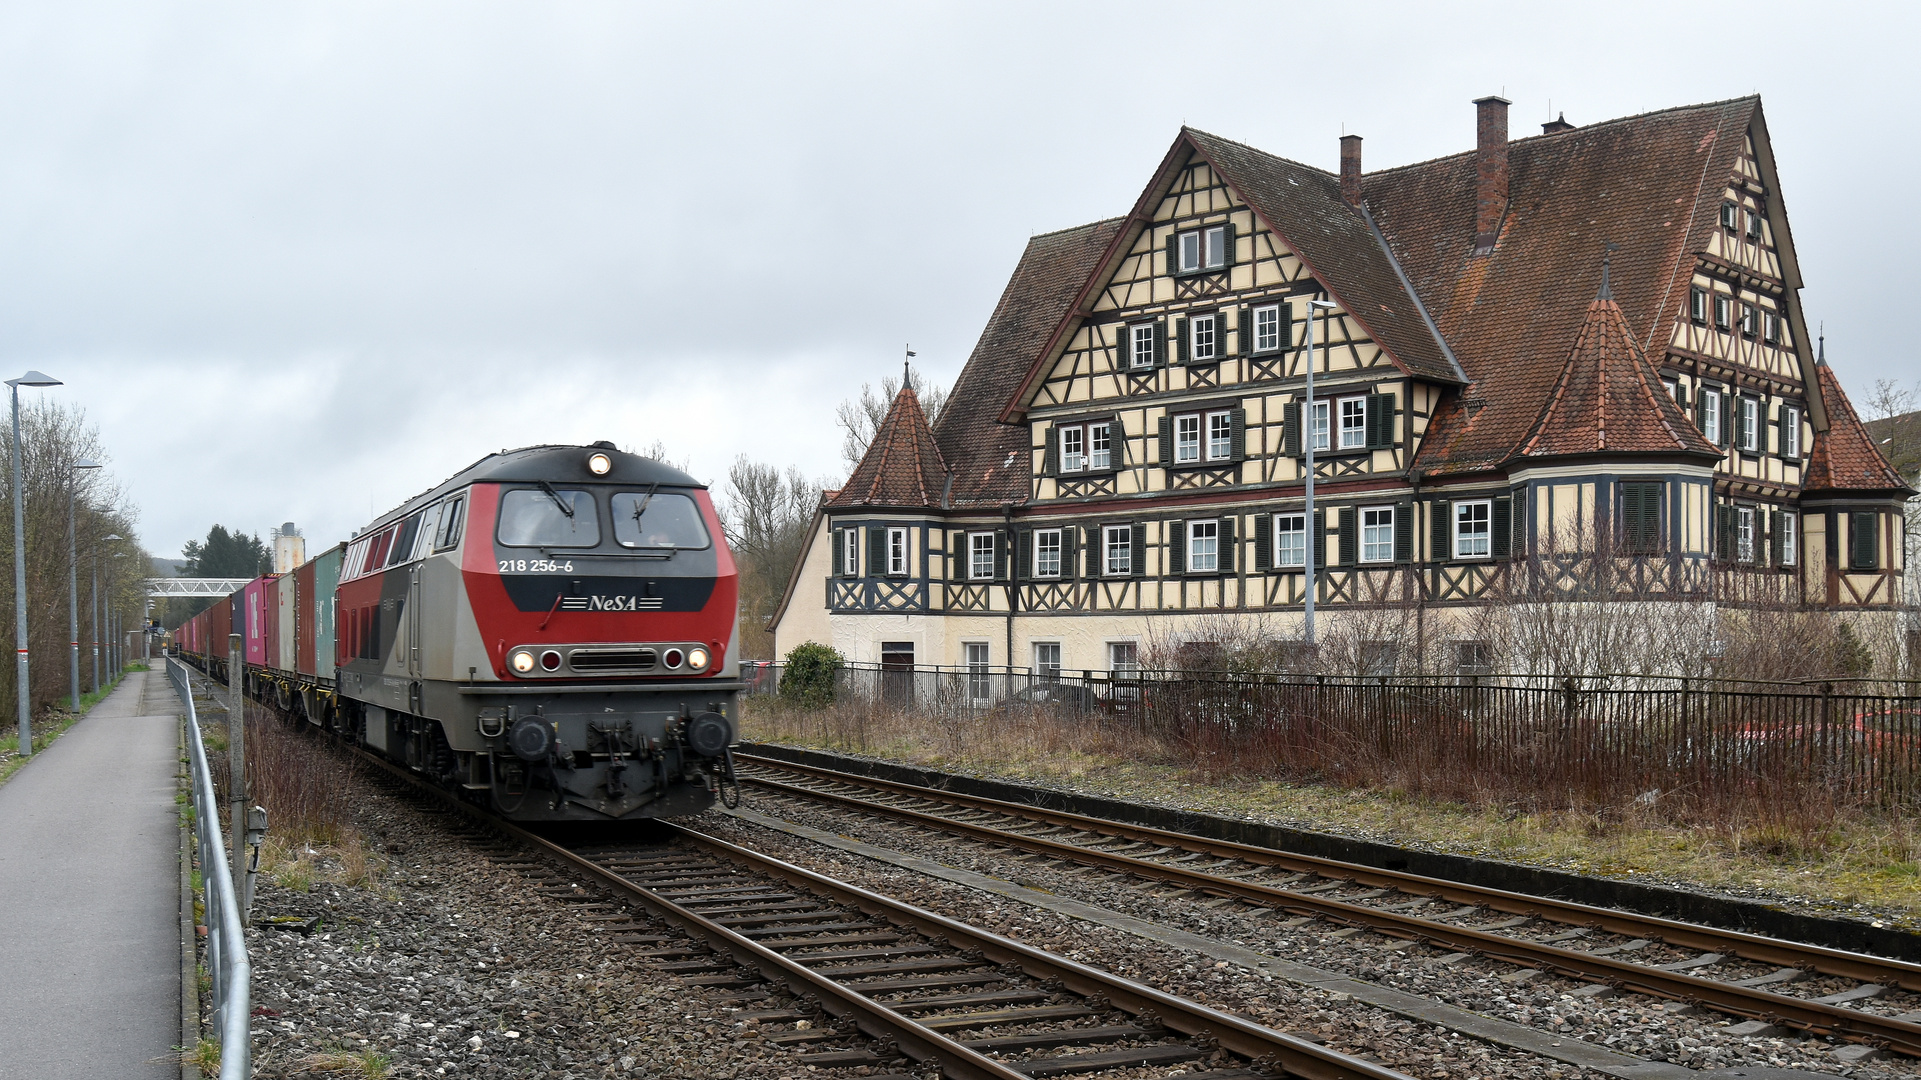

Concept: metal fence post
[[226, 632, 246, 909]]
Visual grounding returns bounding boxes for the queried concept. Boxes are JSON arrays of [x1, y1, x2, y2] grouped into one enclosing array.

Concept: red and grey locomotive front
[[334, 443, 741, 821]]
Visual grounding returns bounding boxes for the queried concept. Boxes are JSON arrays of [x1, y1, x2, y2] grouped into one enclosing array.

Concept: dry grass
[[743, 697, 1921, 922]]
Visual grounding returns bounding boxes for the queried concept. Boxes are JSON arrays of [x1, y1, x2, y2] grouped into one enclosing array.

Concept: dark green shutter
[[950, 533, 963, 582], [1168, 521, 1185, 574], [867, 527, 885, 576], [1041, 426, 1058, 476], [1768, 509, 1783, 566], [1282, 401, 1301, 457], [1338, 507, 1357, 565], [1279, 301, 1294, 350], [1130, 523, 1146, 578], [1236, 305, 1250, 357], [1165, 232, 1179, 277], [1109, 415, 1127, 466], [1230, 408, 1247, 462], [1115, 323, 1131, 368], [1175, 317, 1188, 364], [1152, 319, 1167, 366], [830, 528, 844, 576], [1393, 503, 1412, 563], [1431, 500, 1450, 562], [1219, 220, 1236, 268], [1064, 527, 1079, 580], [1254, 513, 1272, 571], [1312, 509, 1326, 567], [1220, 517, 1237, 574], [1157, 416, 1172, 465], [1714, 504, 1731, 561], [1673, 382, 1688, 410], [1851, 511, 1878, 570], [1366, 393, 1398, 449], [1491, 495, 1513, 559], [1721, 392, 1732, 448], [1017, 529, 1032, 580]]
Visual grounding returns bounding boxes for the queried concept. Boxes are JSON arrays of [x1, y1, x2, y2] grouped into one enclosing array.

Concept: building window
[[1763, 310, 1780, 344], [1739, 303, 1757, 337], [1253, 304, 1284, 352], [1782, 405, 1801, 458], [1850, 511, 1880, 570], [1033, 642, 1061, 679], [1274, 513, 1306, 568], [1720, 201, 1738, 230], [1690, 287, 1708, 325], [1128, 323, 1157, 369], [888, 527, 907, 575], [1713, 295, 1731, 330], [1780, 511, 1797, 567], [1747, 208, 1764, 239], [1360, 641, 1399, 677], [1206, 411, 1233, 460], [1620, 480, 1664, 555], [1057, 421, 1113, 472], [1339, 396, 1368, 449], [1701, 386, 1723, 444], [1453, 500, 1491, 559], [1190, 313, 1218, 362], [1455, 640, 1493, 676], [1663, 378, 1679, 402], [1174, 414, 1200, 463], [1735, 506, 1756, 564], [1103, 524, 1132, 576], [1187, 519, 1219, 573], [1034, 528, 1062, 578], [842, 528, 858, 576], [1739, 397, 1760, 453], [1176, 225, 1228, 274], [969, 532, 996, 580], [965, 642, 991, 702], [1107, 641, 1137, 673], [1360, 507, 1395, 563], [1310, 400, 1331, 453], [1059, 425, 1083, 472]]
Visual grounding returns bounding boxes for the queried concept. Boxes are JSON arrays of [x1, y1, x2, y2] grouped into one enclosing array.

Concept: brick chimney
[[1339, 134, 1363, 207], [1473, 95, 1510, 254]]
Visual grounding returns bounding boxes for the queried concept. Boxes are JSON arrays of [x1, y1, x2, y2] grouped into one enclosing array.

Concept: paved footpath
[[0, 671, 182, 1079]]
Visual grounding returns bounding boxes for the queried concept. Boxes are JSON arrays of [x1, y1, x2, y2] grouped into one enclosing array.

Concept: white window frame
[[1107, 641, 1138, 673], [1310, 400, 1330, 453], [1713, 294, 1731, 330], [842, 528, 858, 576], [1129, 323, 1156, 369], [1253, 304, 1282, 352], [1205, 410, 1233, 461], [1175, 226, 1227, 273], [1735, 506, 1756, 564], [1360, 506, 1395, 564], [1088, 421, 1111, 470], [1453, 500, 1491, 560], [1103, 524, 1132, 576], [1701, 387, 1723, 444], [1059, 425, 1084, 472], [1191, 312, 1218, 362], [1739, 303, 1757, 337], [1780, 511, 1798, 567], [1032, 642, 1061, 679], [887, 527, 908, 576], [1058, 421, 1113, 472], [964, 642, 992, 703], [1174, 414, 1201, 463], [1764, 310, 1780, 344], [1274, 513, 1306, 568], [1187, 519, 1219, 573], [1178, 230, 1201, 273], [1034, 528, 1062, 579], [1739, 396, 1760, 453], [1690, 287, 1708, 324], [969, 532, 996, 581], [1747, 208, 1764, 239], [1338, 396, 1368, 450], [1663, 378, 1678, 402], [1783, 405, 1801, 458]]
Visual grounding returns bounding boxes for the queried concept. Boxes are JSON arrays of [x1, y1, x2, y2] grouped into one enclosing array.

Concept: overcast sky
[[4, 1, 1913, 560]]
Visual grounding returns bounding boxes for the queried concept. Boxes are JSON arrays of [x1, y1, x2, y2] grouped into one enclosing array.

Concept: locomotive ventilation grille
[[567, 647, 659, 673]]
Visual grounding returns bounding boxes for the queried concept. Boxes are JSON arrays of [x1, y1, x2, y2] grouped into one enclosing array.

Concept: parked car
[[1002, 681, 1106, 714]]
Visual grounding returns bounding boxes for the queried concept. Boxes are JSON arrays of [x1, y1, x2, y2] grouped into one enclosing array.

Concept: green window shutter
[[1851, 511, 1878, 570], [1674, 382, 1688, 410], [1168, 521, 1185, 574], [1721, 393, 1732, 448], [949, 533, 963, 582], [1254, 513, 1271, 571], [1175, 317, 1189, 364], [1114, 323, 1130, 368], [1430, 500, 1450, 562], [1063, 527, 1079, 580], [1714, 504, 1731, 561], [1235, 305, 1250, 357], [1153, 318, 1167, 367], [867, 527, 885, 576], [1393, 503, 1413, 563], [1041, 426, 1058, 476], [1367, 393, 1397, 449], [1165, 232, 1179, 277], [1220, 220, 1236, 269], [1130, 522, 1146, 578], [1220, 517, 1237, 574], [1768, 509, 1782, 566], [1017, 529, 1032, 581], [995, 530, 1010, 580], [1312, 509, 1326, 567], [1281, 401, 1301, 457], [1158, 415, 1172, 465], [830, 528, 843, 576], [1110, 415, 1128, 466], [1280, 300, 1294, 350], [1491, 495, 1513, 559], [1338, 507, 1357, 565], [1230, 407, 1247, 462]]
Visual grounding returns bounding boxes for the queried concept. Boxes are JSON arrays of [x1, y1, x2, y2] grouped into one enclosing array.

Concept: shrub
[[780, 642, 842, 708]]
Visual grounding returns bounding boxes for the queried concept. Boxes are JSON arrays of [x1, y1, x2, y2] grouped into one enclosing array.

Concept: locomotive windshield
[[497, 488, 601, 546], [613, 491, 710, 549]]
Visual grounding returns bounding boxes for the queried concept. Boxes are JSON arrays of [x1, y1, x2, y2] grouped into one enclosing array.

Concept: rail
[[169, 657, 250, 1078]]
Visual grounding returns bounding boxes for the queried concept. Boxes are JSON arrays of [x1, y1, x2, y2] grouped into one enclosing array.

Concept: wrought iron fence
[[741, 660, 1921, 809]]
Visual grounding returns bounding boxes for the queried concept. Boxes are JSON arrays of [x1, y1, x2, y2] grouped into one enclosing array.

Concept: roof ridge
[[1362, 95, 1760, 179], [1182, 127, 1338, 179], [1028, 215, 1126, 241]]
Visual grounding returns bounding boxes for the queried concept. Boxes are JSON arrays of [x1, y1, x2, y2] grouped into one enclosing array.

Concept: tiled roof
[[1367, 98, 1761, 475], [1182, 129, 1461, 385], [934, 218, 1122, 507], [829, 384, 949, 509], [1804, 363, 1913, 493], [1512, 296, 1720, 463]]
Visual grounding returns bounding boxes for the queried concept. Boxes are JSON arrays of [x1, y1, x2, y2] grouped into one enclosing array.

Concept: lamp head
[[1307, 299, 1339, 310], [73, 458, 100, 470], [5, 370, 61, 388], [103, 533, 123, 542]]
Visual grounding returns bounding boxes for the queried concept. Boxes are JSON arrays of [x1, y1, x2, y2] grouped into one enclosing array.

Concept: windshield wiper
[[630, 482, 660, 524], [537, 481, 574, 518]]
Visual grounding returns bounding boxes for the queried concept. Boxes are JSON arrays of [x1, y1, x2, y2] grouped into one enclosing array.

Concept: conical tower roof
[[829, 383, 950, 508], [1805, 361, 1912, 493]]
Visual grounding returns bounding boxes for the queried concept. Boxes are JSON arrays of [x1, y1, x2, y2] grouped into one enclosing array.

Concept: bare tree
[[1864, 378, 1921, 641], [719, 457, 824, 658], [834, 364, 948, 474]]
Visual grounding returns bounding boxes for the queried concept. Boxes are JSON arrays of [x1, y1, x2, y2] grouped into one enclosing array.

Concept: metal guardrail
[[168, 657, 250, 1078]]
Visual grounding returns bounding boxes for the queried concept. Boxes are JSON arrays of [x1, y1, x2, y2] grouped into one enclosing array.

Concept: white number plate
[[498, 559, 575, 573]]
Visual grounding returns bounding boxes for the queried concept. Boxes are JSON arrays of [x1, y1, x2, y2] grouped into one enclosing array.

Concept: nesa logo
[[558, 596, 666, 612]]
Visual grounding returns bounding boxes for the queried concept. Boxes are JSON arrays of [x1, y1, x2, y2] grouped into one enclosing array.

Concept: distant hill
[[1863, 409, 1921, 484], [149, 558, 185, 577]]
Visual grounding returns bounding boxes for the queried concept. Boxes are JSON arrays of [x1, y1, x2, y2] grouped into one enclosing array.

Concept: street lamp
[[1302, 300, 1338, 649], [111, 552, 128, 678], [8, 369, 61, 756], [69, 459, 100, 711], [95, 533, 121, 695]]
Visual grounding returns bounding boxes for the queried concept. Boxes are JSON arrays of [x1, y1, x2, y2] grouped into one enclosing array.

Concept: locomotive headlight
[[587, 451, 613, 475], [509, 649, 537, 674], [688, 647, 710, 672]]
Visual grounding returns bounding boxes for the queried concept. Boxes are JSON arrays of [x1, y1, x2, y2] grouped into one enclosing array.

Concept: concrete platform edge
[[179, 712, 201, 1080]]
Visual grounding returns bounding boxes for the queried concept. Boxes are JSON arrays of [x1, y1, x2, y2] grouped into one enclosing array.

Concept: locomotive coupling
[[508, 717, 555, 762], [683, 711, 733, 758]]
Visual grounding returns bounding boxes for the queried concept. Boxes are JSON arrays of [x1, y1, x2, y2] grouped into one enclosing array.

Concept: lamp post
[[110, 551, 128, 679], [9, 369, 62, 756], [1302, 300, 1338, 649], [68, 459, 100, 710], [95, 533, 120, 695]]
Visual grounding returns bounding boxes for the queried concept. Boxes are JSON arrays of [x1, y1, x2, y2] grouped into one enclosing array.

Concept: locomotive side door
[[406, 563, 422, 680]]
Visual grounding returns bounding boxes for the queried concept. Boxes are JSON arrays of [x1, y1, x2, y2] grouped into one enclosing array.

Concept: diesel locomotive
[[176, 442, 742, 821]]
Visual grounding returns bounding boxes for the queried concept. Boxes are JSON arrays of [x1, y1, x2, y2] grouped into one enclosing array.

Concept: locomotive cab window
[[497, 487, 601, 547], [433, 496, 466, 552], [612, 492, 710, 549]]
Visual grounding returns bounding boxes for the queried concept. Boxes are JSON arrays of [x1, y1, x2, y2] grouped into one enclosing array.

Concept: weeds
[[301, 1048, 392, 1078], [180, 1038, 221, 1074]]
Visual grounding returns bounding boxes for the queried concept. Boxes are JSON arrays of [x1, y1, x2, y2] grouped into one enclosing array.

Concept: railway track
[[322, 742, 1415, 1077], [734, 751, 1921, 1060]]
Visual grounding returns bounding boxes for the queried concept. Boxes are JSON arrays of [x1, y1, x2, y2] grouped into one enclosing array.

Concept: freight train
[[176, 443, 742, 821]]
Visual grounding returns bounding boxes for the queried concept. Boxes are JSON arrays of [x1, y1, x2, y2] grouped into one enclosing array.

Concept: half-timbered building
[[770, 96, 1914, 675]]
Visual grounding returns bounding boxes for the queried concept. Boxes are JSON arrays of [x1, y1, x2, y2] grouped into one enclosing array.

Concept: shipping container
[[274, 572, 296, 673], [311, 544, 340, 683], [243, 578, 268, 667]]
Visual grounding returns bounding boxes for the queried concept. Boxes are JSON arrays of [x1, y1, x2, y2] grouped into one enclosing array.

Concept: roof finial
[[1598, 241, 1620, 301], [903, 344, 916, 391], [1817, 323, 1826, 366]]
